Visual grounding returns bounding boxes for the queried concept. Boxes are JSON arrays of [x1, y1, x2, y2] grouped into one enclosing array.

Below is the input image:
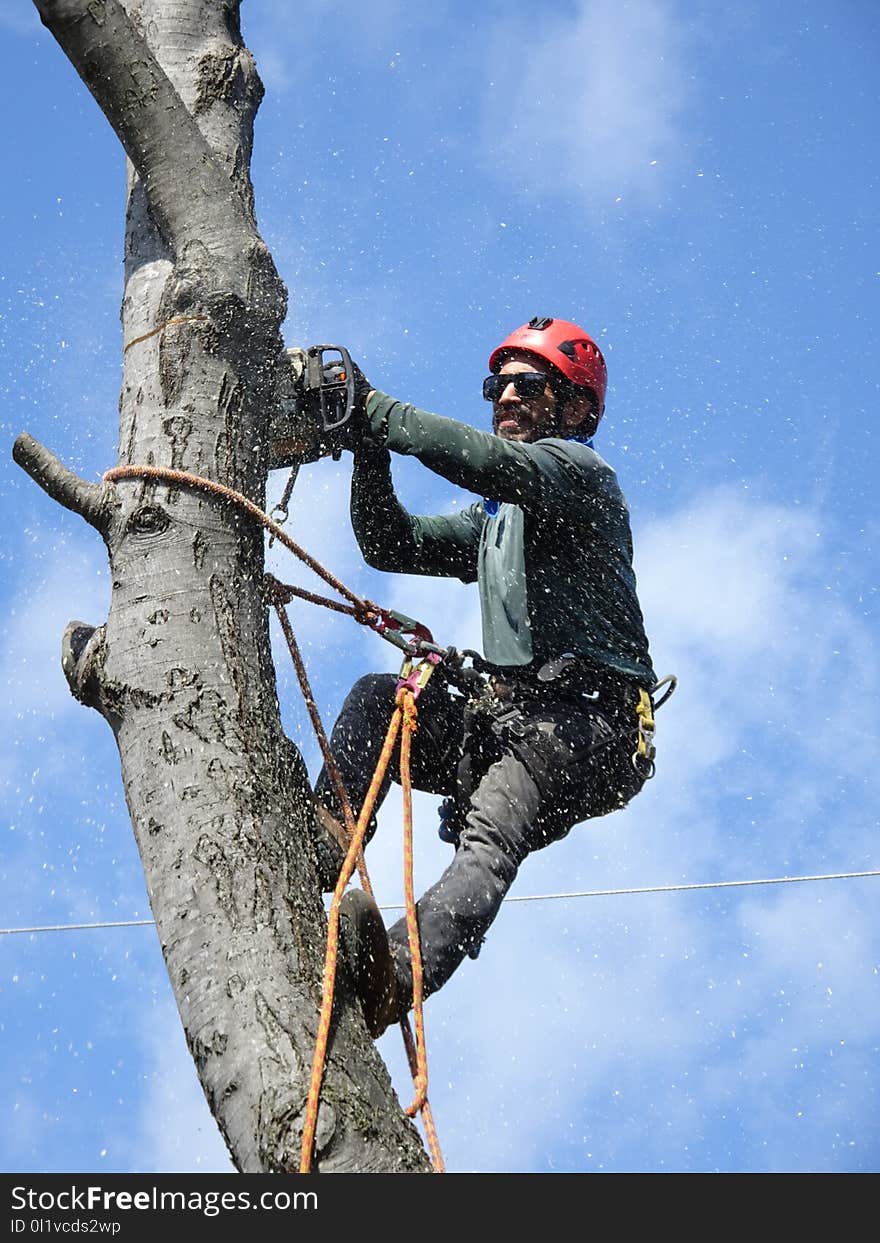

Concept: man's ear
[[561, 390, 599, 438]]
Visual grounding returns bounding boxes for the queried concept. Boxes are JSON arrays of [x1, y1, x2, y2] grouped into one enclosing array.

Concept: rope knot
[[263, 572, 292, 607], [355, 602, 382, 628]]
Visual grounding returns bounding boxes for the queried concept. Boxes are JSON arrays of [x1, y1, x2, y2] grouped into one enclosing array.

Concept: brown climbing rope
[[269, 579, 372, 896], [269, 596, 446, 1173], [122, 314, 210, 355], [104, 464, 378, 617], [102, 464, 445, 1172]]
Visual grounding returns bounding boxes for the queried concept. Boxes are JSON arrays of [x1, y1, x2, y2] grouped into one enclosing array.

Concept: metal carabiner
[[268, 464, 300, 547]]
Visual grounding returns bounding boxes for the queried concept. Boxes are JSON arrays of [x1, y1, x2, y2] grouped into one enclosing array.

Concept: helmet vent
[[557, 338, 595, 361]]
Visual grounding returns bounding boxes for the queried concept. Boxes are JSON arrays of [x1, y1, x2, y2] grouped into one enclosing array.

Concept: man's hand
[[347, 358, 373, 415], [315, 355, 375, 456]]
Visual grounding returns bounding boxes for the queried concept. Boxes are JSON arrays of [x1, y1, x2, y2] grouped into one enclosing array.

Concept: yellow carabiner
[[633, 688, 657, 775]]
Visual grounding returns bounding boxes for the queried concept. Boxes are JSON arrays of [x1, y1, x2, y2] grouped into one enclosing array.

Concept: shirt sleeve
[[350, 443, 483, 582], [365, 390, 614, 514]]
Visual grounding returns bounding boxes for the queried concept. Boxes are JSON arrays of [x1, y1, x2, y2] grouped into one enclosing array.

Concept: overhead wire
[[3, 868, 878, 937]]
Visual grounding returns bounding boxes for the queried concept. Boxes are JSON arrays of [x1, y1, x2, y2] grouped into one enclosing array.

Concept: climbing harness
[[437, 668, 676, 857], [103, 463, 448, 1174]]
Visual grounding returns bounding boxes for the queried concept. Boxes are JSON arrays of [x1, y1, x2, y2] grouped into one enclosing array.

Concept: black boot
[[338, 889, 402, 1038]]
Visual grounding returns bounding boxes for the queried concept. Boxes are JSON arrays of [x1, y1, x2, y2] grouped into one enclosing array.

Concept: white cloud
[[634, 488, 878, 868], [480, 0, 691, 205], [636, 488, 820, 659]]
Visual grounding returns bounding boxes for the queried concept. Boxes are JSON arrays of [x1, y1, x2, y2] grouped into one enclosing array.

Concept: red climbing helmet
[[488, 316, 607, 420]]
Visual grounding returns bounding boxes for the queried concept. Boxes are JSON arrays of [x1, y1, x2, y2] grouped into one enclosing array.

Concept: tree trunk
[[14, 0, 430, 1174]]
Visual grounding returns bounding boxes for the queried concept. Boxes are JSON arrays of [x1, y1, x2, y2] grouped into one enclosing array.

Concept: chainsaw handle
[[306, 344, 356, 432]]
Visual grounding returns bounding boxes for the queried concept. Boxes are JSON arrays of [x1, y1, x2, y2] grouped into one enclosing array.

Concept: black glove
[[348, 358, 373, 415], [315, 355, 376, 456], [349, 359, 391, 458]]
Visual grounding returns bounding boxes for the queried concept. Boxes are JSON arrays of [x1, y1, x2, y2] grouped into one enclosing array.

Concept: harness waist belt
[[487, 656, 645, 708]]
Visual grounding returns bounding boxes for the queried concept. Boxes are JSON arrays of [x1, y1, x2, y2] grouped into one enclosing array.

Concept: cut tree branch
[[61, 622, 107, 711], [13, 432, 112, 533]]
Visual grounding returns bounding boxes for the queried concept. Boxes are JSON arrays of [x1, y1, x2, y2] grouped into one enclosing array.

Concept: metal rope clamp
[[368, 609, 445, 700]]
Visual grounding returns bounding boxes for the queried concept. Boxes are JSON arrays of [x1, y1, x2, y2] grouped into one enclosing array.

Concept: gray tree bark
[[14, 0, 430, 1174]]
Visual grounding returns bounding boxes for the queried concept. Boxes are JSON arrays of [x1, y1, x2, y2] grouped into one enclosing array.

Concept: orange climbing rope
[[399, 691, 429, 1118], [298, 699, 401, 1171], [296, 684, 441, 1173], [103, 464, 445, 1172]]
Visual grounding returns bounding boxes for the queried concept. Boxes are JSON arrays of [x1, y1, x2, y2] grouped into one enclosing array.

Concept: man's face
[[491, 353, 560, 443]]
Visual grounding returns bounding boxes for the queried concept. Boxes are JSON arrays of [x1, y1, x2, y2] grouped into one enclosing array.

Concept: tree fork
[[34, 0, 263, 287]]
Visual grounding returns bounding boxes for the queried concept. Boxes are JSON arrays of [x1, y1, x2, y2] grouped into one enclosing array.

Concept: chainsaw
[[269, 344, 357, 471], [268, 345, 357, 529]]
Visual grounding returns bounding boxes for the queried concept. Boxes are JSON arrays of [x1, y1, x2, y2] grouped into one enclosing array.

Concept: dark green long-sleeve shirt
[[352, 391, 655, 685]]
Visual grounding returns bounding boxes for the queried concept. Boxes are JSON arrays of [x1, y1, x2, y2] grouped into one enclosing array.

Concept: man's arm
[[364, 391, 607, 511], [351, 443, 483, 581]]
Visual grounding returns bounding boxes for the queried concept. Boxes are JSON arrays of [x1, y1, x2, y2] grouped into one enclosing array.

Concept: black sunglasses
[[482, 372, 551, 402]]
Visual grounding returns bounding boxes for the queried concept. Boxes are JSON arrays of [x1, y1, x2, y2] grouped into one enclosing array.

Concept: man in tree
[[314, 317, 656, 1038]]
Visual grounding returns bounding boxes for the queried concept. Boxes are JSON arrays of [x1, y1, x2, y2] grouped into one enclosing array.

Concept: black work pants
[[316, 672, 646, 1004]]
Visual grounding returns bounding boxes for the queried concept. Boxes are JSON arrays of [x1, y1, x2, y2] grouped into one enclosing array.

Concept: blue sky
[[1, 0, 878, 1174]]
